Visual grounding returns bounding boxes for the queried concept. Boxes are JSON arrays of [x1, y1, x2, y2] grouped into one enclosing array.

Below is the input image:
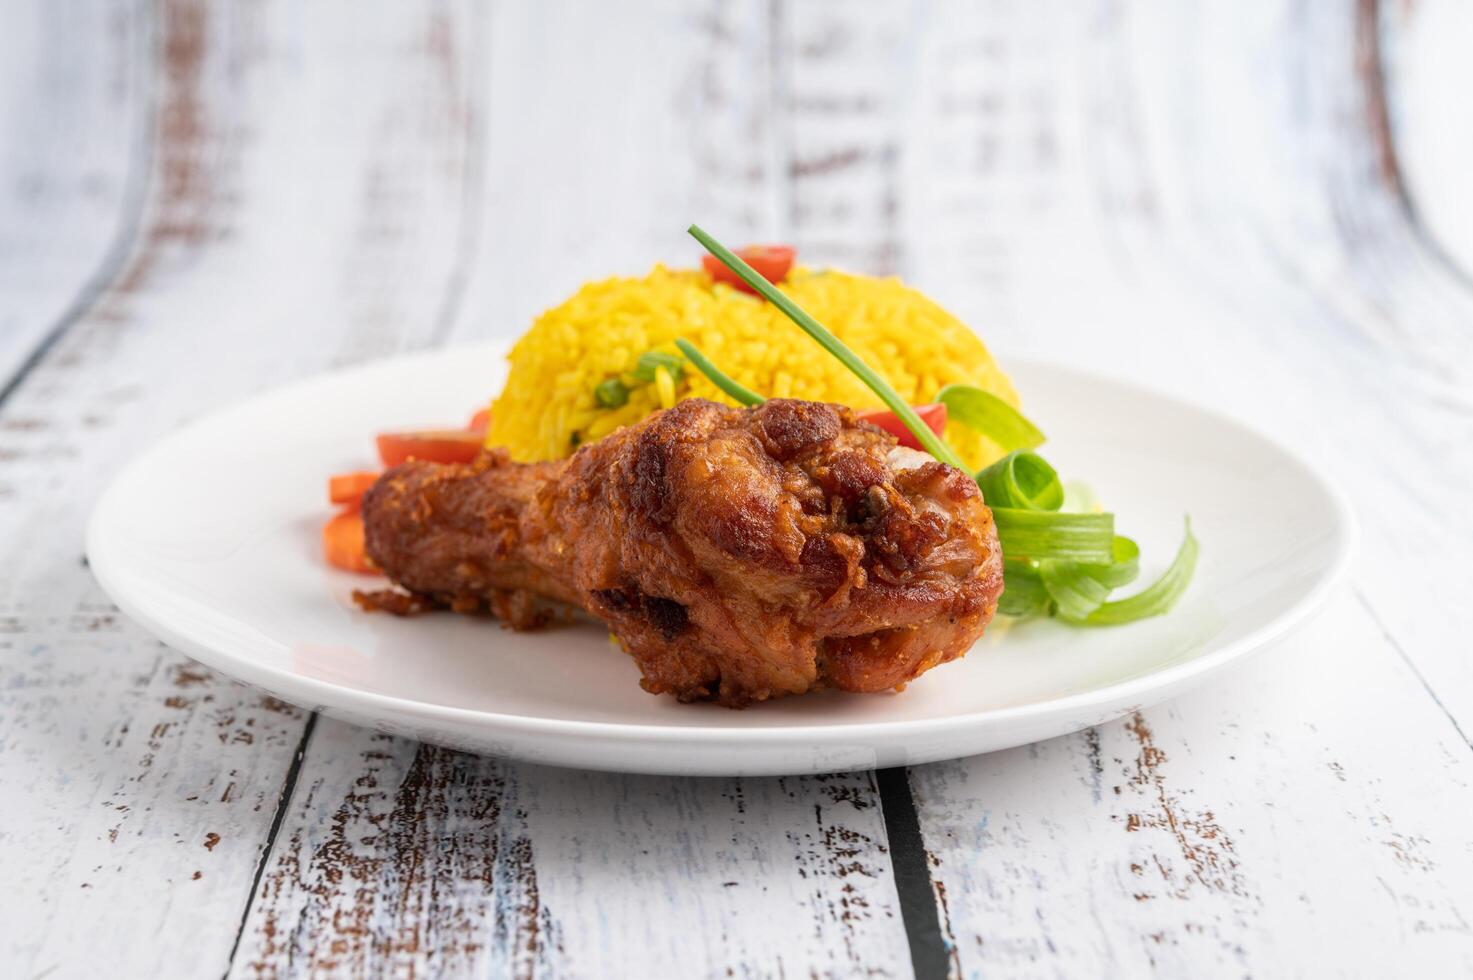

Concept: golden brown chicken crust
[[359, 398, 1004, 707]]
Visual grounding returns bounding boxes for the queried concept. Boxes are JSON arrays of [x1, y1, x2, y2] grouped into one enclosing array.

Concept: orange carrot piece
[[322, 510, 378, 574], [328, 471, 381, 507]]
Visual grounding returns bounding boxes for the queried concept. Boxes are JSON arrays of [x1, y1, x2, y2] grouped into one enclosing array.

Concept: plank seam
[[222, 711, 319, 978], [1354, 588, 1473, 753], [876, 767, 951, 980], [0, 0, 157, 416]]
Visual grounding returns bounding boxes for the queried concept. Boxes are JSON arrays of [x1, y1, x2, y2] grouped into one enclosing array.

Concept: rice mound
[[487, 265, 1020, 471]]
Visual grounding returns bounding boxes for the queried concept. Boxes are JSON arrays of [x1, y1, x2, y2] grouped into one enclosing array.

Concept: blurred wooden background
[[2, 1, 1472, 977]]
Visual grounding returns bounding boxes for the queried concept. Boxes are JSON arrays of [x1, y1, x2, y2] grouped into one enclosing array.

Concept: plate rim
[[87, 343, 1359, 746]]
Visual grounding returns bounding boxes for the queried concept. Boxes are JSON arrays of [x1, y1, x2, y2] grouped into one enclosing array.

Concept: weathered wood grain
[[777, 0, 914, 274], [895, 1, 1473, 974], [442, 0, 784, 344], [233, 719, 907, 979], [912, 597, 1473, 977], [0, 0, 148, 388], [4, 0, 1473, 976], [0, 0, 483, 975]]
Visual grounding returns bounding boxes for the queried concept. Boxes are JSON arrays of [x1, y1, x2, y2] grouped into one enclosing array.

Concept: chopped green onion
[[999, 562, 1052, 617], [594, 378, 630, 408], [688, 224, 968, 472], [631, 351, 684, 383], [1061, 519, 1198, 626], [976, 450, 1064, 512], [1038, 536, 1140, 620], [937, 384, 1045, 452], [991, 507, 1114, 563], [674, 338, 765, 406], [1039, 560, 1111, 619], [1085, 536, 1140, 589]]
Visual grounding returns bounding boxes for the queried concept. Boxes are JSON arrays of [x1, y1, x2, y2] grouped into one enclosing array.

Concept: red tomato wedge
[[468, 407, 490, 432], [322, 510, 378, 574], [376, 429, 485, 468], [702, 244, 796, 295], [855, 403, 948, 451], [328, 471, 381, 508]]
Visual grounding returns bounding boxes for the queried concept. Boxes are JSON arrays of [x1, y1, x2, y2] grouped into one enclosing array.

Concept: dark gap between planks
[[877, 766, 950, 980]]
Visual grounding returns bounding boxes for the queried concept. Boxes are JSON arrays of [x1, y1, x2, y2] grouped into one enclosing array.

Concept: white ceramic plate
[[88, 344, 1355, 776]]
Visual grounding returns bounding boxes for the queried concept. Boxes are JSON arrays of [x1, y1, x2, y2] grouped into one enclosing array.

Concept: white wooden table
[[3, 2, 1471, 977]]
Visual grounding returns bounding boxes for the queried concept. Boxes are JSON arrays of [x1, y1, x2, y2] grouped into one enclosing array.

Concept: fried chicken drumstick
[[359, 398, 1004, 707]]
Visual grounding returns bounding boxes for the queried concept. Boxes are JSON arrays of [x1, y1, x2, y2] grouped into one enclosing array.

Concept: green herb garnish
[[976, 450, 1064, 511], [938, 384, 1045, 452], [594, 378, 630, 408], [675, 339, 765, 406], [1060, 519, 1197, 625], [991, 508, 1115, 564], [1038, 536, 1140, 620], [999, 563, 1052, 617]]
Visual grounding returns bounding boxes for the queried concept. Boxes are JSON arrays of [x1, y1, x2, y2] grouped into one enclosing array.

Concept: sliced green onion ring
[[674, 338, 765, 406], [688, 224, 969, 472], [991, 507, 1115, 564], [999, 562, 1052, 618], [1061, 519, 1198, 626], [1038, 536, 1140, 620], [1039, 561, 1111, 620], [976, 450, 1064, 512], [937, 384, 1045, 452]]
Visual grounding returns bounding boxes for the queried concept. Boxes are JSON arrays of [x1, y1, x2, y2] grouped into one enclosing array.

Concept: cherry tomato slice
[[702, 244, 796, 295], [468, 407, 490, 432], [855, 403, 949, 451], [376, 429, 485, 468], [322, 510, 378, 574]]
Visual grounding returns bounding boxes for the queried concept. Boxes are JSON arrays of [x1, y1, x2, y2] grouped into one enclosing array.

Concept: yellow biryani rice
[[486, 265, 1020, 471]]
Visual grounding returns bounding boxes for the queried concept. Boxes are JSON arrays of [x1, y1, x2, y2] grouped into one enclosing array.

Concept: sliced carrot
[[328, 471, 381, 507], [323, 510, 378, 574]]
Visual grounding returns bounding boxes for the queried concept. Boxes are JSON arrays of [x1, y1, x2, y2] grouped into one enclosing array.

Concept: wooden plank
[[0, 0, 149, 386], [235, 4, 915, 976], [779, 0, 915, 273], [234, 719, 909, 978], [0, 1, 483, 975], [441, 0, 785, 344], [231, 0, 1473, 974], [5, 2, 1468, 976], [892, 1, 1473, 972], [911, 597, 1473, 977]]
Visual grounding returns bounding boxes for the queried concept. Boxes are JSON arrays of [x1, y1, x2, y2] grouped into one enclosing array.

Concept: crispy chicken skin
[[359, 398, 1004, 707]]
